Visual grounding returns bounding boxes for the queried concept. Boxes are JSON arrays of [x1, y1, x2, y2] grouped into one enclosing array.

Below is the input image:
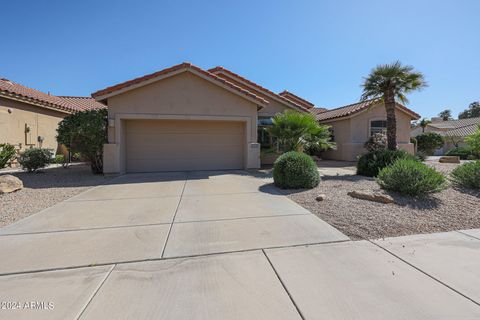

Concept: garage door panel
[[125, 120, 245, 172], [127, 133, 243, 147]]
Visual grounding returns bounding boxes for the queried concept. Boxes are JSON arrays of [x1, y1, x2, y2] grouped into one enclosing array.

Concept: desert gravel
[[285, 161, 480, 240], [0, 165, 112, 227]]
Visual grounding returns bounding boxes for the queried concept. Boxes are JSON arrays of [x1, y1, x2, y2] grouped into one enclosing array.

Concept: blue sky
[[1, 0, 479, 118]]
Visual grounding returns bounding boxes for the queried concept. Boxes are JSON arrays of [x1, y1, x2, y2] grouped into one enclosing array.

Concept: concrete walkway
[[0, 171, 479, 319]]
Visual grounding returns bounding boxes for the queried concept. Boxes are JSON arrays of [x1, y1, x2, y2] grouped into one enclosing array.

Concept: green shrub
[[54, 155, 65, 164], [18, 148, 52, 172], [467, 154, 478, 160], [377, 158, 447, 196], [357, 149, 417, 177], [451, 161, 480, 190], [445, 146, 473, 160], [416, 132, 444, 155], [54, 154, 69, 168], [0, 143, 16, 169], [273, 151, 320, 189], [465, 125, 480, 158]]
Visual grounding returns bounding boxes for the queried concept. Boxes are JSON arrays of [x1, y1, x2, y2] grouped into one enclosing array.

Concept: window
[[257, 117, 275, 149], [370, 120, 387, 136]]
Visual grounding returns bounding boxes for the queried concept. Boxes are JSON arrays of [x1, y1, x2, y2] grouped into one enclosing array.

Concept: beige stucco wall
[[103, 71, 260, 173], [320, 104, 415, 161], [0, 97, 67, 155]]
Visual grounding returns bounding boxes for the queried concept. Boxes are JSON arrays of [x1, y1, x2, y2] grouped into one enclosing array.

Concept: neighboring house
[[411, 117, 480, 155], [0, 78, 105, 157], [312, 100, 420, 161], [93, 62, 420, 174]]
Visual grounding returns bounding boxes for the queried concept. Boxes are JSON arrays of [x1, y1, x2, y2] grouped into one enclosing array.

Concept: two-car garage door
[[125, 120, 245, 172]]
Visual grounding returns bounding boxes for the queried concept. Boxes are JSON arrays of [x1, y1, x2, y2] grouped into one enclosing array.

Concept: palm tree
[[361, 61, 427, 150], [419, 118, 431, 133], [267, 110, 334, 153]]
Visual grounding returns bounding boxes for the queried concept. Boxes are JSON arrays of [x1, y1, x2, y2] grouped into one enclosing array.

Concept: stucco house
[[313, 100, 420, 161], [411, 117, 480, 155], [94, 63, 310, 174], [93, 62, 419, 173], [0, 78, 105, 157]]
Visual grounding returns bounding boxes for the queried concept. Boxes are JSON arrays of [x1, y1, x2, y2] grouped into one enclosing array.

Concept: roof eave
[[92, 65, 269, 108], [0, 91, 73, 115]]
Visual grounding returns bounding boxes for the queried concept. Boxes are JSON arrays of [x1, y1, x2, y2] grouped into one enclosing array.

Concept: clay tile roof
[[279, 90, 315, 109], [208, 66, 309, 112], [0, 77, 103, 113], [432, 117, 480, 137], [91, 62, 269, 106], [428, 117, 480, 129], [57, 96, 106, 111], [309, 107, 328, 115], [443, 123, 480, 137], [0, 78, 81, 113], [313, 99, 420, 121]]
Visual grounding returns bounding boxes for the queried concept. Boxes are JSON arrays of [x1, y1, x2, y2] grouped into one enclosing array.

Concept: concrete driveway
[[1, 170, 480, 319]]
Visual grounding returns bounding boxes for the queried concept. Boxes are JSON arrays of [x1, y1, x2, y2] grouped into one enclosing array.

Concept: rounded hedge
[[450, 160, 480, 190], [357, 149, 417, 177], [18, 148, 52, 172], [376, 158, 447, 196], [273, 151, 320, 189]]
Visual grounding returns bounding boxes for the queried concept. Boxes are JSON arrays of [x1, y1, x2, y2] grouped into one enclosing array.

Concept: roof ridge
[[322, 98, 378, 113], [91, 62, 269, 106], [58, 95, 93, 99], [279, 90, 315, 107], [208, 66, 309, 112]]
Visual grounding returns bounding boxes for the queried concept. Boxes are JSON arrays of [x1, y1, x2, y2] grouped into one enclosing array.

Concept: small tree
[[438, 109, 452, 121], [267, 110, 334, 153], [416, 132, 444, 155], [57, 109, 107, 174], [459, 102, 480, 119], [465, 125, 480, 158]]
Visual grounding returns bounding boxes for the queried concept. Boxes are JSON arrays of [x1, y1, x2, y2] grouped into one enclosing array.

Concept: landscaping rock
[[0, 175, 23, 194], [347, 190, 394, 204], [439, 156, 460, 164], [315, 194, 326, 201]]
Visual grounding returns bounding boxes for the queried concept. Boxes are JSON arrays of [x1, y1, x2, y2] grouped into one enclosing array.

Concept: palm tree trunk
[[384, 90, 397, 150]]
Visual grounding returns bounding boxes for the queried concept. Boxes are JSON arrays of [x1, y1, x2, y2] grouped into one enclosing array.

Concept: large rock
[[347, 190, 395, 204], [439, 156, 460, 163], [0, 175, 23, 194]]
